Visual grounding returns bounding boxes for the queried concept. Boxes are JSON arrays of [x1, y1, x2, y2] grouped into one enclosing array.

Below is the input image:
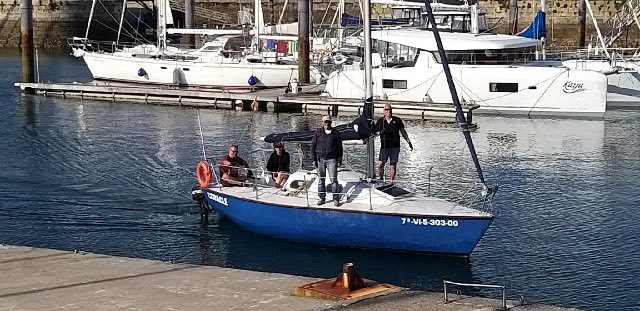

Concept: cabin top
[[371, 29, 542, 51]]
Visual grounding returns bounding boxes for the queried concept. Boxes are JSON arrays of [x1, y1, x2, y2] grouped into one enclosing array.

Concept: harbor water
[[1, 50, 639, 310]]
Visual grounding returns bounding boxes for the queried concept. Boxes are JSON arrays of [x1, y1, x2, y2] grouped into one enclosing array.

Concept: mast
[[85, 0, 97, 40], [363, 0, 375, 179], [584, 0, 610, 59], [116, 0, 128, 45], [422, 0, 486, 185], [156, 0, 167, 53]]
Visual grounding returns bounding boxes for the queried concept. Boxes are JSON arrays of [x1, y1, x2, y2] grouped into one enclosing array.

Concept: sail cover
[[264, 98, 374, 143], [263, 114, 372, 143], [517, 10, 546, 40]]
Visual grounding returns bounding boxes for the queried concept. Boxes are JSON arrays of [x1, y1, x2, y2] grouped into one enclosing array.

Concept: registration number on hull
[[401, 218, 459, 227]]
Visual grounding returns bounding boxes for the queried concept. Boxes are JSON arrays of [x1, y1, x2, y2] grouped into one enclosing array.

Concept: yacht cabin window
[[383, 79, 408, 89], [391, 7, 421, 25], [431, 46, 537, 65], [421, 13, 489, 33], [373, 40, 420, 67], [489, 82, 518, 92]]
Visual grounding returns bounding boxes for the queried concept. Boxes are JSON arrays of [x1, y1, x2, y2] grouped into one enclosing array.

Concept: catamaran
[[323, 28, 608, 117], [192, 0, 497, 255]]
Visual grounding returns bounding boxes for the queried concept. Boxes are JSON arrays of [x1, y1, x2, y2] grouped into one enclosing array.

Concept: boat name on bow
[[207, 192, 229, 206], [563, 81, 585, 93]]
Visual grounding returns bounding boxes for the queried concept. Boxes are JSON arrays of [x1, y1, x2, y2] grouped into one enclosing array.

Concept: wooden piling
[[20, 0, 34, 86], [298, 0, 310, 83], [184, 0, 195, 47], [578, 0, 586, 48], [508, 0, 518, 35]]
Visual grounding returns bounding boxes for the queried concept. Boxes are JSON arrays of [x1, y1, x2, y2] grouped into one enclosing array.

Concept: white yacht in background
[[69, 0, 317, 88], [323, 29, 608, 117]]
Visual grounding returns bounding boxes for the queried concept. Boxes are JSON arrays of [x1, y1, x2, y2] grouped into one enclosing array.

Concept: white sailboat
[[69, 0, 318, 88]]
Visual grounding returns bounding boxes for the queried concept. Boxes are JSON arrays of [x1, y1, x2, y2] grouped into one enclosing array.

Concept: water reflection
[[20, 95, 37, 133], [2, 50, 640, 310]]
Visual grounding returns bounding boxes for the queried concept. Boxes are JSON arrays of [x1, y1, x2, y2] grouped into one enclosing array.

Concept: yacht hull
[[81, 52, 306, 88], [203, 188, 494, 255], [324, 64, 608, 117], [562, 59, 640, 108]]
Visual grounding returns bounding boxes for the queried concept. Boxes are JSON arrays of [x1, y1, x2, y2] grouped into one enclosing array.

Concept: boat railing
[[548, 47, 640, 65], [67, 37, 159, 55], [210, 162, 496, 215], [430, 51, 542, 66]]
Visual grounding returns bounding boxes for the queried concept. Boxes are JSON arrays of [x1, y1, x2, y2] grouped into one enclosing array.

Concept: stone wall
[[0, 0, 123, 48], [1, 0, 638, 48], [480, 0, 640, 48]]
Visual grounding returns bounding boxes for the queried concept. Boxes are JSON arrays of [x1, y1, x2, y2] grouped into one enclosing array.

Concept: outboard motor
[[191, 185, 210, 220]]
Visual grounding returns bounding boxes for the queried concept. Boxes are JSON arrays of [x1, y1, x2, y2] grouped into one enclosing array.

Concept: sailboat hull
[[81, 52, 306, 88], [203, 189, 494, 255]]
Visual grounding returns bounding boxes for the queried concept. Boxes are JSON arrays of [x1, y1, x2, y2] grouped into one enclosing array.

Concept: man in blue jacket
[[311, 115, 344, 206]]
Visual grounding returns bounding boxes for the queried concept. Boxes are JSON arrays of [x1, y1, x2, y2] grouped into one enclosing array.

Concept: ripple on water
[[1, 61, 639, 310]]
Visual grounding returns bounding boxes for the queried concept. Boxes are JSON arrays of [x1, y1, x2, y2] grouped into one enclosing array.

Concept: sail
[[263, 114, 372, 143], [517, 10, 546, 40]]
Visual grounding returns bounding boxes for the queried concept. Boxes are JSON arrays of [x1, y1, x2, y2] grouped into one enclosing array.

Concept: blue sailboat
[[194, 0, 497, 255]]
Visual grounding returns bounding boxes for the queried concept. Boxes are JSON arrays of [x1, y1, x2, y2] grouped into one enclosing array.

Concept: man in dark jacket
[[311, 115, 344, 206]]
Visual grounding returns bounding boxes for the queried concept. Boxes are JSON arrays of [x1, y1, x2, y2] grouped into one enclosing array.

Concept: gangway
[[168, 0, 231, 25]]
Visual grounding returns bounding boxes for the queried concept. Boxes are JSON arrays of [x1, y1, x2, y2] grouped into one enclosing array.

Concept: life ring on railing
[[196, 160, 212, 188]]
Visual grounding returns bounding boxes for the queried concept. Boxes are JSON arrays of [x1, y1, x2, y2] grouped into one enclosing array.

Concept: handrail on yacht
[[209, 162, 495, 214]]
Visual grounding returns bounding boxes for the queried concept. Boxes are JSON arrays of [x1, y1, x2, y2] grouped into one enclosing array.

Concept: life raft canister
[[196, 160, 212, 188]]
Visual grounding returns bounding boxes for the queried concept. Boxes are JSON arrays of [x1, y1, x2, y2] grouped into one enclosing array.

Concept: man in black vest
[[375, 104, 413, 182], [311, 115, 344, 206]]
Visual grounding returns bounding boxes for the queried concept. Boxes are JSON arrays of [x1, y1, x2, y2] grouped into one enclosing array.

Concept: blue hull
[[204, 189, 493, 255]]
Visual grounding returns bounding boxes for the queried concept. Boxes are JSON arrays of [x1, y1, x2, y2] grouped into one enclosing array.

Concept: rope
[[527, 70, 564, 118]]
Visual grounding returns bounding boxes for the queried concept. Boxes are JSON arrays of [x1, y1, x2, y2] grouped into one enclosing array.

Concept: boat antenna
[[196, 109, 207, 161], [422, 0, 486, 185]]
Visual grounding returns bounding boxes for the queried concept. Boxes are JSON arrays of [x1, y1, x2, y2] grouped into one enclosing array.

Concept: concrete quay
[[0, 245, 579, 311]]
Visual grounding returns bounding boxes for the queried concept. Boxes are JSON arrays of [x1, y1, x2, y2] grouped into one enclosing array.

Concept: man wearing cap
[[311, 115, 344, 206], [375, 103, 413, 182]]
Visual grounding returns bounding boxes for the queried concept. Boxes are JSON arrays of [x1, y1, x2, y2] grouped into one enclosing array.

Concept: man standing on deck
[[311, 115, 344, 207], [376, 104, 413, 182]]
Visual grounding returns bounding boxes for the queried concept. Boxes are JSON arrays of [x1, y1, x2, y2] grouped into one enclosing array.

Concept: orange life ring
[[196, 160, 212, 188]]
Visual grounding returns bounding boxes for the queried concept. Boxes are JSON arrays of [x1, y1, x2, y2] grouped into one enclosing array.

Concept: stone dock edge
[[0, 245, 580, 311]]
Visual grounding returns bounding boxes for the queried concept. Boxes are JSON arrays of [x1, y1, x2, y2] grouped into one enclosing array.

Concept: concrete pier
[[0, 245, 580, 311]]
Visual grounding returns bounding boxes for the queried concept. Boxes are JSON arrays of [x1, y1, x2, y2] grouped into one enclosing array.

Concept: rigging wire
[[197, 109, 207, 161]]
